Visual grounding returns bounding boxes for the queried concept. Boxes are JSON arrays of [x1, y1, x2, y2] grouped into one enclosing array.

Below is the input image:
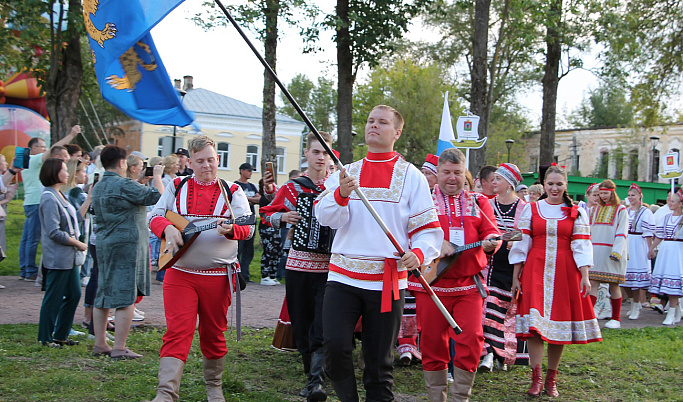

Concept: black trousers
[[286, 269, 327, 355], [238, 236, 255, 281], [323, 281, 404, 402]]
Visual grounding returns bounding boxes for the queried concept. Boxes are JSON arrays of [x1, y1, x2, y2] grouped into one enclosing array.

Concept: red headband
[[598, 187, 615, 192], [586, 183, 598, 194], [629, 183, 642, 194], [677, 189, 683, 203]]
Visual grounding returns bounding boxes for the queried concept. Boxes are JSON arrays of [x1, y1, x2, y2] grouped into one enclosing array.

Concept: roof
[[182, 88, 302, 124]]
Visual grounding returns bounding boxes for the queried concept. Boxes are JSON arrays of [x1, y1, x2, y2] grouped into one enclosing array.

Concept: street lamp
[[505, 139, 514, 163], [172, 88, 187, 152], [650, 136, 660, 182]]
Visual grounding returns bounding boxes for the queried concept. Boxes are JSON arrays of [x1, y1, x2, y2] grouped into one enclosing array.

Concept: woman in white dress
[[648, 188, 683, 325], [588, 180, 629, 329], [621, 184, 654, 320]]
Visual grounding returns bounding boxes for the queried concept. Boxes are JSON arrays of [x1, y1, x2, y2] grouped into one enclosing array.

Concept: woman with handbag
[[37, 158, 88, 347]]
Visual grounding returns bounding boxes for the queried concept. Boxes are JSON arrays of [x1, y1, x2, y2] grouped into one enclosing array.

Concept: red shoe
[[527, 364, 543, 396], [545, 368, 559, 397]]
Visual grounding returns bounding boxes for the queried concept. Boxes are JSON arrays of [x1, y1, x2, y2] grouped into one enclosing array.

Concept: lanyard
[[443, 191, 465, 228]]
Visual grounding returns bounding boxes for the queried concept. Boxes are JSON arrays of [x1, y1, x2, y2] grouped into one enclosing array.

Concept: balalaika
[[290, 177, 336, 254]]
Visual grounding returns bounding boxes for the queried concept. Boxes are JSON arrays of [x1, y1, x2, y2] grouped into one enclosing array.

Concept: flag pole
[[212, 0, 461, 333]]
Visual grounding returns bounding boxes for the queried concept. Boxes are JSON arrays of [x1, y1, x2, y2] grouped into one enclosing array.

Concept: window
[[217, 142, 230, 170], [628, 150, 639, 181], [614, 149, 625, 180], [158, 136, 179, 156], [276, 147, 286, 174], [246, 145, 259, 171], [597, 151, 609, 178], [157, 138, 164, 157]]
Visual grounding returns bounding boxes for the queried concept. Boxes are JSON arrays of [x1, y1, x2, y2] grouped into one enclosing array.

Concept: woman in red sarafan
[[510, 166, 602, 398]]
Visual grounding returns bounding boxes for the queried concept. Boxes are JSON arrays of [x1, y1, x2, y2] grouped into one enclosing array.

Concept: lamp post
[[505, 139, 514, 163], [171, 88, 187, 152], [650, 136, 660, 182]]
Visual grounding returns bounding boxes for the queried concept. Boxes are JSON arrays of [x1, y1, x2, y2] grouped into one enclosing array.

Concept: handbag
[[44, 190, 87, 266]]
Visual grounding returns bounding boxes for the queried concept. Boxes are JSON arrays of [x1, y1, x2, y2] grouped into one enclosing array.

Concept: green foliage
[[485, 101, 532, 166], [192, 0, 319, 47], [0, 0, 51, 78], [352, 58, 462, 164], [278, 74, 337, 133], [325, 0, 430, 72], [594, 0, 683, 126], [567, 85, 634, 129]]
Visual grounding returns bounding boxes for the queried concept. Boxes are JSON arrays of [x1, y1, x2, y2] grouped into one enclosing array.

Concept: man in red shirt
[[408, 148, 500, 401]]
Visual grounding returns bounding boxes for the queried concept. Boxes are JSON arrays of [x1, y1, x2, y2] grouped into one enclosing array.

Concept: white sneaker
[[134, 308, 145, 317], [604, 319, 621, 329], [448, 372, 454, 383], [69, 329, 85, 336], [260, 277, 279, 286], [132, 310, 145, 321]]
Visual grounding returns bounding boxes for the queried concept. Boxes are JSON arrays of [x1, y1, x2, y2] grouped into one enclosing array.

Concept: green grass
[[0, 324, 682, 401]]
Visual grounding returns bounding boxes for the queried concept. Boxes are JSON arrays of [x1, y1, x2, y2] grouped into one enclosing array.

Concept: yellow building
[[139, 86, 306, 184]]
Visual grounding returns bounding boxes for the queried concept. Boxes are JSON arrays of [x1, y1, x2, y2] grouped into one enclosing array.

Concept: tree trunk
[[539, 0, 562, 166], [45, 0, 83, 144], [261, 0, 279, 175], [469, 0, 490, 173], [336, 0, 355, 164]]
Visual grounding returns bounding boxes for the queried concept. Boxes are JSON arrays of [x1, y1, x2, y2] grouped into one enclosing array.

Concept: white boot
[[478, 352, 493, 372], [675, 304, 683, 324], [663, 307, 676, 325], [625, 298, 634, 316], [629, 302, 642, 320]]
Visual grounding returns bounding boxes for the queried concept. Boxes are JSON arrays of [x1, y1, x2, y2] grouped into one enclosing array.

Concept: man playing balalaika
[[148, 135, 255, 402]]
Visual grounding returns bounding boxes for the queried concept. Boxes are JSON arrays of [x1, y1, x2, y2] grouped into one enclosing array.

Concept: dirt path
[[0, 275, 285, 328], [0, 275, 677, 330]]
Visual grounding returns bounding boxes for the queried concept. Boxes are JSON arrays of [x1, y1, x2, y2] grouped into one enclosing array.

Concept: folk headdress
[[496, 163, 522, 188], [629, 183, 642, 194], [422, 154, 438, 176]]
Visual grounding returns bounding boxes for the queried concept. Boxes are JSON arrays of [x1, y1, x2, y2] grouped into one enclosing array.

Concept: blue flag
[[84, 0, 193, 126]]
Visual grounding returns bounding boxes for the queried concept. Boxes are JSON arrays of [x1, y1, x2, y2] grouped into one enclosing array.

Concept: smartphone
[[265, 161, 275, 177], [93, 173, 100, 185], [14, 147, 30, 169], [145, 166, 154, 176]]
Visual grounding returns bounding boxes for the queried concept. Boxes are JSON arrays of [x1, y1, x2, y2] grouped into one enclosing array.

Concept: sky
[[152, 0, 601, 129]]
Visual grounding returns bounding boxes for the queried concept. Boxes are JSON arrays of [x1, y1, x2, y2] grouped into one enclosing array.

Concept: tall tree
[[353, 58, 461, 163], [420, 0, 541, 172], [469, 0, 491, 171], [328, 0, 432, 163]]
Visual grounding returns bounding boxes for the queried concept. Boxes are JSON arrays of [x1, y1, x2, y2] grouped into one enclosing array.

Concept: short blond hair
[[188, 135, 216, 155], [371, 105, 404, 130]]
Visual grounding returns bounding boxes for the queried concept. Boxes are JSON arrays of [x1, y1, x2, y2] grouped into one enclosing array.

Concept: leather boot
[[423, 369, 448, 402], [306, 351, 327, 401], [527, 364, 543, 396], [449, 366, 475, 402], [203, 356, 226, 402], [544, 368, 559, 397], [300, 353, 312, 397], [152, 357, 185, 402], [331, 376, 359, 402]]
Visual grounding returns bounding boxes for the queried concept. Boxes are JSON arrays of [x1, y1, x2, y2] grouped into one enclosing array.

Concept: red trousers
[[160, 269, 232, 362], [416, 291, 483, 372]]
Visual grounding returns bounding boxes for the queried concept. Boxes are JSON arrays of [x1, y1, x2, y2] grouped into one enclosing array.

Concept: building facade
[[139, 86, 305, 184], [523, 123, 683, 184]]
